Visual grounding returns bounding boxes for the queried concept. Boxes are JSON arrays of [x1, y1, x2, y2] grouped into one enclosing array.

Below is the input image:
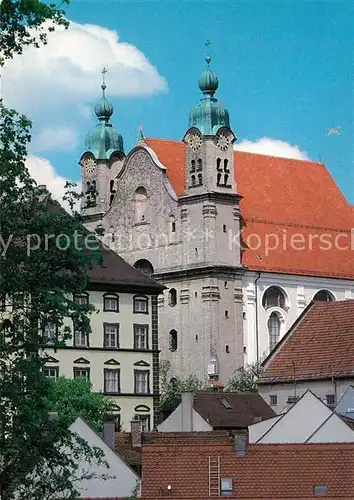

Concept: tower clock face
[[216, 132, 230, 151], [189, 133, 202, 152], [84, 158, 96, 174]]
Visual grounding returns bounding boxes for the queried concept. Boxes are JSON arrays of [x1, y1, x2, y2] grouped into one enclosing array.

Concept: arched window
[[168, 288, 177, 307], [197, 158, 203, 171], [110, 193, 114, 205], [169, 330, 177, 352], [110, 180, 115, 193], [134, 259, 154, 278], [190, 160, 196, 173], [224, 159, 229, 172], [262, 286, 287, 310], [313, 290, 334, 302], [198, 173, 203, 185], [134, 186, 148, 223], [268, 312, 281, 351], [217, 172, 222, 186], [217, 158, 222, 171], [191, 175, 196, 186]]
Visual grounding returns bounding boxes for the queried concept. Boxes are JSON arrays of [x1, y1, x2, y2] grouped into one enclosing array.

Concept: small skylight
[[313, 485, 328, 496], [220, 399, 232, 409]]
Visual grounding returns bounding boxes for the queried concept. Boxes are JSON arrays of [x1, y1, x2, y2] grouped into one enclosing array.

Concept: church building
[[79, 58, 354, 384]]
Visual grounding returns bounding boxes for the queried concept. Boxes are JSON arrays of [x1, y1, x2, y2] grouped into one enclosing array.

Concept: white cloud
[[2, 20, 167, 140], [234, 137, 310, 160], [26, 155, 80, 211], [31, 126, 80, 153]]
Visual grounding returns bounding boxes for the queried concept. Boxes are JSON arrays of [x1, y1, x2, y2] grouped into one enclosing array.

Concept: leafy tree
[[51, 377, 112, 431], [0, 0, 70, 64], [226, 363, 260, 393], [159, 361, 207, 419], [0, 2, 111, 498]]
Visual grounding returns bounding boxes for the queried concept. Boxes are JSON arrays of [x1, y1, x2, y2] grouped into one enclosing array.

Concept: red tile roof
[[141, 435, 354, 499], [146, 139, 354, 279], [259, 300, 354, 383]]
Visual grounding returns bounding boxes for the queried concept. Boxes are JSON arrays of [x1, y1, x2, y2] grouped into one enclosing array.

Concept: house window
[[168, 288, 177, 307], [169, 329, 177, 352], [270, 395, 278, 406], [134, 370, 150, 394], [43, 367, 59, 380], [225, 310, 229, 318], [133, 414, 150, 432], [313, 290, 334, 302], [74, 294, 89, 306], [223, 224, 227, 233], [74, 329, 88, 347], [262, 286, 286, 310], [103, 294, 119, 312], [134, 324, 149, 350], [13, 293, 25, 309], [220, 478, 233, 497], [226, 345, 230, 353], [73, 367, 90, 380], [43, 323, 57, 343], [326, 394, 336, 406], [104, 323, 119, 348], [104, 369, 120, 394], [268, 312, 281, 351], [133, 296, 149, 314]]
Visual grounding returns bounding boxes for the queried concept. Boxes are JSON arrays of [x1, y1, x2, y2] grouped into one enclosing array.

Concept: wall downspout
[[254, 272, 261, 365]]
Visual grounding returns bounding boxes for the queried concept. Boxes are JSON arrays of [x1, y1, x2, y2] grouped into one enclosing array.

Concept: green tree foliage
[[51, 377, 112, 431], [226, 363, 260, 393], [0, 3, 110, 497], [0, 0, 70, 64], [159, 361, 208, 419]]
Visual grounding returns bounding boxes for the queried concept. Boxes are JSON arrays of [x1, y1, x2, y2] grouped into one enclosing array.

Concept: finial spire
[[101, 66, 107, 93], [138, 123, 146, 143]]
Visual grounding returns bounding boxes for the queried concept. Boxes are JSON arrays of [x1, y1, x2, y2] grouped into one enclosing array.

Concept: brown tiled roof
[[192, 392, 275, 428], [259, 300, 354, 383], [88, 243, 164, 292], [141, 437, 354, 499], [147, 139, 354, 279]]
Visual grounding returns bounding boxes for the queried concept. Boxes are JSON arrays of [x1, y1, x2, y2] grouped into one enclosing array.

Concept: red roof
[[141, 433, 354, 499], [259, 300, 354, 383], [147, 139, 354, 279]]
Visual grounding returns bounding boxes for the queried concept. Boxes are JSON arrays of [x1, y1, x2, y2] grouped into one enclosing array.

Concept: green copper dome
[[85, 78, 124, 159], [189, 56, 230, 136]]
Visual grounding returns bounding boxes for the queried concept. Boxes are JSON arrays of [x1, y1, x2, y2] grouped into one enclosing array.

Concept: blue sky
[[4, 0, 353, 203]]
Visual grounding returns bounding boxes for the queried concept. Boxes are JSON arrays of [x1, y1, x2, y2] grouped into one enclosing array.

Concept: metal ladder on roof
[[208, 456, 220, 497]]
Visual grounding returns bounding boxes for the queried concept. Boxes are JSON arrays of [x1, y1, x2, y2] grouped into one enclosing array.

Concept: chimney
[[131, 419, 142, 448], [102, 420, 116, 450], [181, 392, 193, 431], [234, 434, 248, 457]]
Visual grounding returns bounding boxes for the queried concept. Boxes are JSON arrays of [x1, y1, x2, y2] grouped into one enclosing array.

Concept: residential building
[[69, 417, 140, 499], [43, 244, 164, 430], [79, 61, 354, 384], [335, 385, 354, 421], [249, 390, 354, 444], [141, 394, 354, 499], [258, 299, 354, 414], [158, 391, 275, 432]]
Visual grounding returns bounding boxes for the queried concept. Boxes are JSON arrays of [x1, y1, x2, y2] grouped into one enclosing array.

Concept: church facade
[[79, 60, 354, 383]]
